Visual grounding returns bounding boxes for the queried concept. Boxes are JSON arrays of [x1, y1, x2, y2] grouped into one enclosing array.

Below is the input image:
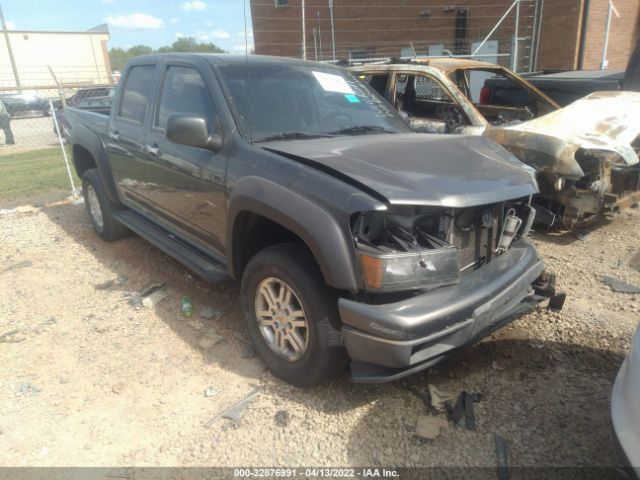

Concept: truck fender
[[227, 176, 359, 292], [70, 124, 121, 205]]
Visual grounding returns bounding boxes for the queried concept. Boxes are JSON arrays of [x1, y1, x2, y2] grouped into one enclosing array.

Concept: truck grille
[[450, 206, 500, 272]]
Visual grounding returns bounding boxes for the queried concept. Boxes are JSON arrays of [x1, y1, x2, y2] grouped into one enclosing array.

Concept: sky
[[1, 0, 254, 52]]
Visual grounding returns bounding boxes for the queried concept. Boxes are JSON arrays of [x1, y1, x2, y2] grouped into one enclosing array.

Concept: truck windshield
[[215, 62, 410, 142]]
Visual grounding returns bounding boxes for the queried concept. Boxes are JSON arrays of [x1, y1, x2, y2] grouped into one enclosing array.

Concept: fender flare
[[227, 176, 359, 292], [70, 124, 121, 205]]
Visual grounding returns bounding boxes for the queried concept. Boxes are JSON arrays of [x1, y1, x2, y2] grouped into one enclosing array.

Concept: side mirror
[[166, 115, 222, 152]]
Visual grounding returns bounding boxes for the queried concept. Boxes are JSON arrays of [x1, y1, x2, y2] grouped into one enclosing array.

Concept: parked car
[[489, 69, 625, 107], [612, 322, 640, 477], [0, 92, 54, 117], [491, 42, 640, 107], [352, 58, 640, 229], [66, 53, 560, 386]]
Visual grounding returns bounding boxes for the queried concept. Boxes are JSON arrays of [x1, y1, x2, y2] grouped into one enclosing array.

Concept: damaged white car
[[612, 322, 640, 477], [352, 58, 640, 229]]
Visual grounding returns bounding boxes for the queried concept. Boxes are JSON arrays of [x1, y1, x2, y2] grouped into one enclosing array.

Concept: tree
[[109, 38, 226, 71], [170, 37, 225, 53], [109, 47, 131, 72]]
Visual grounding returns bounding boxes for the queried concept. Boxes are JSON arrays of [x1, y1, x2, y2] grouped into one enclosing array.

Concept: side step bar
[[114, 211, 230, 282]]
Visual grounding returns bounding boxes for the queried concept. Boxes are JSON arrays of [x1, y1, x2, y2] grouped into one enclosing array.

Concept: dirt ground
[[1, 198, 638, 472]]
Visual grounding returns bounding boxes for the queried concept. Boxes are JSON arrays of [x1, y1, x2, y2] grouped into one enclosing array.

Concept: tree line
[[109, 37, 226, 71]]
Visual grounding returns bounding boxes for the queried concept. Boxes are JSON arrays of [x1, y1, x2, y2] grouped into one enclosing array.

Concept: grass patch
[[0, 147, 80, 202]]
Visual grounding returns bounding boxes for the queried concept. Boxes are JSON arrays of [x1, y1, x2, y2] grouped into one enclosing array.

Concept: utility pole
[[329, 0, 336, 60], [313, 28, 318, 60], [0, 4, 21, 91], [601, 1, 620, 69], [317, 10, 323, 61], [301, 0, 306, 60], [511, 0, 520, 71]]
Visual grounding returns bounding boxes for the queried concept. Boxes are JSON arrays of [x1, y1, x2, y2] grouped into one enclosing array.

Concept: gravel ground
[[0, 200, 638, 471]]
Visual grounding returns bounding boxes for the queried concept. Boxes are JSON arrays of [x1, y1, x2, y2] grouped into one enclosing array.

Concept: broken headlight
[[352, 208, 460, 293], [352, 200, 534, 292]]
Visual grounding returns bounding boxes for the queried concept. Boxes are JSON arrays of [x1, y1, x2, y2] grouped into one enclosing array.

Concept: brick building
[[250, 0, 640, 72]]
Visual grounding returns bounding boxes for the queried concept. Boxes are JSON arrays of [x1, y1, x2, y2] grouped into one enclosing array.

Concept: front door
[[142, 63, 228, 253]]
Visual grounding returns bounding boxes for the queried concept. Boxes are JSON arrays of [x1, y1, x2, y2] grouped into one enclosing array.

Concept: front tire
[[240, 243, 347, 387], [82, 168, 128, 241]]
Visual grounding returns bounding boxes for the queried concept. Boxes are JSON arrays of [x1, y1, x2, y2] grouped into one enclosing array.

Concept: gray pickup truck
[[66, 53, 559, 386]]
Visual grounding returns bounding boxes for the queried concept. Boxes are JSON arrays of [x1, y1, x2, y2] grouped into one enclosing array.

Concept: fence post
[[49, 100, 78, 199]]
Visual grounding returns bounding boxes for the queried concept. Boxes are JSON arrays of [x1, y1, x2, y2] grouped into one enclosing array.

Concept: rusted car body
[[352, 58, 640, 228]]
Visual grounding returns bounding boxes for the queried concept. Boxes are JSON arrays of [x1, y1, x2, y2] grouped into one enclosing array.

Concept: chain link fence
[[0, 68, 116, 206]]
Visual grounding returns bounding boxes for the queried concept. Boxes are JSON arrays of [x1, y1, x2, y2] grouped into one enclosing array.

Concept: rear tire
[[240, 243, 348, 387], [82, 168, 128, 241]]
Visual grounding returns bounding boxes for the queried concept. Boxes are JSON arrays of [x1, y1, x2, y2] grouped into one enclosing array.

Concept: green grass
[[0, 147, 81, 201]]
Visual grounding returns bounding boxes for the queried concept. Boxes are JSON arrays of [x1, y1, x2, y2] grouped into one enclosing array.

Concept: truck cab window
[[394, 73, 467, 133], [360, 74, 389, 96], [156, 66, 216, 130], [118, 65, 155, 123]]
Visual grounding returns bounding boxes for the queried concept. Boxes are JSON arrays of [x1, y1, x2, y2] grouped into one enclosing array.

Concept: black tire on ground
[[82, 168, 129, 241], [240, 243, 348, 387]]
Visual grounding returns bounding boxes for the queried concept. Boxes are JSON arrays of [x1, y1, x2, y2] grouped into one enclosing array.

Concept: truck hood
[[261, 133, 537, 207], [486, 91, 640, 179]]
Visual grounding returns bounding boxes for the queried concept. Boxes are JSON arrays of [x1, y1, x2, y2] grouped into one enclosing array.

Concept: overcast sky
[[1, 0, 254, 52]]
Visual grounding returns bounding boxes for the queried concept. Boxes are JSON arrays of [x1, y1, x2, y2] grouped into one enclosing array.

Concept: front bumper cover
[[339, 239, 551, 383]]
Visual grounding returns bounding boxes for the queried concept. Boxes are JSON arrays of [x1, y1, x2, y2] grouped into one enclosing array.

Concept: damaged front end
[[535, 148, 640, 229], [486, 91, 640, 229], [351, 198, 537, 295], [340, 197, 563, 383]]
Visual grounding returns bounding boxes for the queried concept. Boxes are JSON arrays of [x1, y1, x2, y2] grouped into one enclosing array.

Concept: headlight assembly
[[352, 200, 532, 293], [353, 208, 460, 293]]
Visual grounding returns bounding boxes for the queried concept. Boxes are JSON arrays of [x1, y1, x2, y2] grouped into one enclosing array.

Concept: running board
[[114, 211, 229, 282]]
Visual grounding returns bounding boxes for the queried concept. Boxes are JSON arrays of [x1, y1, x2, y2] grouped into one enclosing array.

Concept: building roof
[[4, 24, 109, 36]]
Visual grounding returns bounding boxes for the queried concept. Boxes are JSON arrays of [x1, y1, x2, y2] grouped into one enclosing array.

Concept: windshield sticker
[[344, 94, 360, 103], [312, 71, 354, 94]]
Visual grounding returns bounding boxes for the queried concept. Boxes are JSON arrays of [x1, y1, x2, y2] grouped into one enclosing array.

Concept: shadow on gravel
[[530, 215, 613, 247], [41, 202, 272, 382], [345, 337, 626, 469]]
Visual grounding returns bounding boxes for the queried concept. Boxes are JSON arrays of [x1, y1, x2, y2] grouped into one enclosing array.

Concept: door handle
[[109, 130, 120, 141], [143, 144, 161, 157]]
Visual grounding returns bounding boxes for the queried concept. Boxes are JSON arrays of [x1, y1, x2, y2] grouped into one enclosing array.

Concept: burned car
[[352, 58, 640, 229]]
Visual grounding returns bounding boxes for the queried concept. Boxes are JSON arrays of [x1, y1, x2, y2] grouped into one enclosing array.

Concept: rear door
[[107, 63, 158, 207], [142, 61, 228, 253]]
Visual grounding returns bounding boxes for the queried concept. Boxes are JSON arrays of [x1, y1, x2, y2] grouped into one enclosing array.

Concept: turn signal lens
[[359, 248, 460, 293]]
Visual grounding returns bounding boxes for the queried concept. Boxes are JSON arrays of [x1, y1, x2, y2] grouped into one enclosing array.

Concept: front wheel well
[[72, 144, 97, 179], [232, 212, 311, 280]]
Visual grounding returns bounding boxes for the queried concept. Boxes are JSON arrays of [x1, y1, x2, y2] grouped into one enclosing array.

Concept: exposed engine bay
[[352, 199, 536, 293]]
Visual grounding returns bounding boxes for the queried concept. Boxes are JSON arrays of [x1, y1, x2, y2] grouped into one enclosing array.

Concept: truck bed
[[63, 106, 110, 138]]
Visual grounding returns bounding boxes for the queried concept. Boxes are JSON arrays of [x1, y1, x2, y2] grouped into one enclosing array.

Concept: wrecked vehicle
[[352, 58, 640, 228], [67, 53, 560, 386]]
